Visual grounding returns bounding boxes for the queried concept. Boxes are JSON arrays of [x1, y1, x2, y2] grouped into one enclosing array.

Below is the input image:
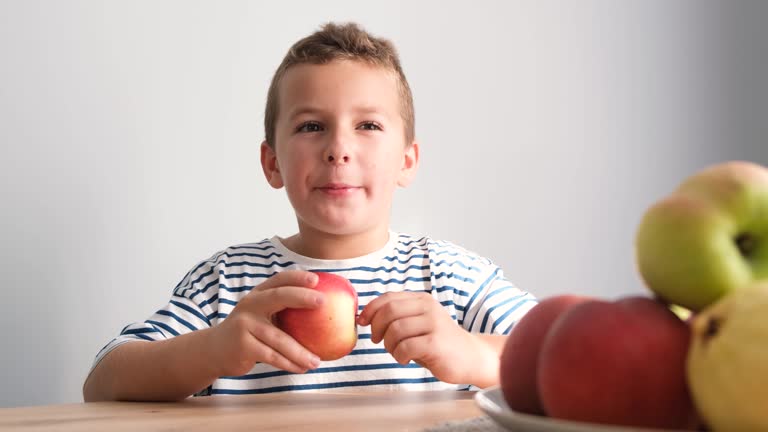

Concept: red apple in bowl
[[537, 296, 697, 429], [499, 295, 591, 415], [275, 272, 358, 361]]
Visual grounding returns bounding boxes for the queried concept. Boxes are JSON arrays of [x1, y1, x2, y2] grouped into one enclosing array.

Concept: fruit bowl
[[475, 387, 691, 432]]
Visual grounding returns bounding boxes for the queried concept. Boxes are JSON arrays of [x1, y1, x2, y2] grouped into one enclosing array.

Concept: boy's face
[[261, 60, 418, 237]]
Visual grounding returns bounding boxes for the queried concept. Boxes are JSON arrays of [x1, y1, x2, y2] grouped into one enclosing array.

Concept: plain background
[[1, 1, 766, 407]]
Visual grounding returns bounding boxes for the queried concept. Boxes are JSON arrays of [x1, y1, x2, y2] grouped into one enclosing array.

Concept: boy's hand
[[357, 292, 496, 386], [209, 270, 324, 377]]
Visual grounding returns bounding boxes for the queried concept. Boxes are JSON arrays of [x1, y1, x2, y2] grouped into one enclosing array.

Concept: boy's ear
[[397, 141, 420, 187], [260, 141, 284, 189]]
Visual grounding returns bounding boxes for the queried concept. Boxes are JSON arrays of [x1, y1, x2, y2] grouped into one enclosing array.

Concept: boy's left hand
[[357, 292, 496, 387]]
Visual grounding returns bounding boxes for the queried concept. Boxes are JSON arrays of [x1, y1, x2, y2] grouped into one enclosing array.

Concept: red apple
[[275, 272, 358, 361], [538, 296, 696, 429], [499, 295, 590, 415]]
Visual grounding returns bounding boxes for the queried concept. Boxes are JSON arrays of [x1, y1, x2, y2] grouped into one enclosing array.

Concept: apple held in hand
[[499, 295, 590, 415], [635, 161, 768, 311], [537, 296, 696, 429], [687, 282, 768, 432], [276, 272, 358, 361]]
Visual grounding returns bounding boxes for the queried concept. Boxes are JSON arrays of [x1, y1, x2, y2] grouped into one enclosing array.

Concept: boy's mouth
[[318, 182, 359, 189], [316, 183, 362, 196]]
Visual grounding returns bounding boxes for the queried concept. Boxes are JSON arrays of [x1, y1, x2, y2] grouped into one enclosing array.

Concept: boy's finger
[[250, 336, 317, 373], [391, 334, 429, 366], [368, 299, 428, 344], [253, 286, 325, 316], [255, 325, 322, 371], [382, 315, 430, 353], [357, 291, 412, 326]]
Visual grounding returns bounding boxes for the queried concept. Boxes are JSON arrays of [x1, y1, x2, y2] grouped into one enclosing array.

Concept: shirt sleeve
[[89, 251, 222, 371], [458, 265, 537, 335]]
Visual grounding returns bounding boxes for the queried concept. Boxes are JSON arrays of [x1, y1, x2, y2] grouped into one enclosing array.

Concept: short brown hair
[[264, 22, 415, 148]]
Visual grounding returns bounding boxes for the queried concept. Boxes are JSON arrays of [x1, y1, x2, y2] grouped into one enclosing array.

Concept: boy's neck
[[282, 224, 391, 260]]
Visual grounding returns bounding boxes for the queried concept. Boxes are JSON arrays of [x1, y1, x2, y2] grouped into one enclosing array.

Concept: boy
[[83, 22, 537, 402]]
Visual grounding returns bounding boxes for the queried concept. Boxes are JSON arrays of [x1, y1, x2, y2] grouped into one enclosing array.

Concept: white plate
[[474, 387, 689, 432]]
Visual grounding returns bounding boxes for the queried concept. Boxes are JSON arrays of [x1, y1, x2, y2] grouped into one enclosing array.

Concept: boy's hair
[[264, 22, 415, 148]]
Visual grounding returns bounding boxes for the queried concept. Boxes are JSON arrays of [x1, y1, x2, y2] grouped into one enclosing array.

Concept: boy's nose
[[324, 139, 351, 165], [326, 153, 350, 164], [324, 128, 351, 165]]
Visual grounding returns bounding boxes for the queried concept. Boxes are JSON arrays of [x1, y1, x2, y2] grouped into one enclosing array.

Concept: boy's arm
[[84, 271, 325, 402], [459, 273, 537, 388], [464, 334, 507, 389], [476, 334, 507, 354], [358, 280, 535, 389], [83, 328, 221, 402], [359, 298, 525, 389]]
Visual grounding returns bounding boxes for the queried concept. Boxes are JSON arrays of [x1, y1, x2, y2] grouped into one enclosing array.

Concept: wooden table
[[0, 391, 485, 431]]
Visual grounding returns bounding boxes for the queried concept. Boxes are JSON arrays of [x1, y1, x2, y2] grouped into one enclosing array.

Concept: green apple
[[635, 161, 768, 311], [687, 281, 768, 431]]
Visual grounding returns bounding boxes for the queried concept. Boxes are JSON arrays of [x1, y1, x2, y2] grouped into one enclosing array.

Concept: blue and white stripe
[[92, 233, 537, 395]]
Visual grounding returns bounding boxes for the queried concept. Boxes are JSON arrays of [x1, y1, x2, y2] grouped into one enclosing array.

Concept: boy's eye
[[357, 121, 383, 131], [297, 122, 323, 133]]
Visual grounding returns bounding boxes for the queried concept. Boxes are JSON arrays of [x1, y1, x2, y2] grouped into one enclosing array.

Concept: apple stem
[[705, 317, 720, 340], [735, 233, 757, 258]]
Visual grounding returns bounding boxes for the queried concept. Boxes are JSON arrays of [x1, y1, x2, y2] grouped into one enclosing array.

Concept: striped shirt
[[92, 232, 537, 395]]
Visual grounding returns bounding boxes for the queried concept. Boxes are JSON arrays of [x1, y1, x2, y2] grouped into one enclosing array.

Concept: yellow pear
[[687, 282, 768, 431]]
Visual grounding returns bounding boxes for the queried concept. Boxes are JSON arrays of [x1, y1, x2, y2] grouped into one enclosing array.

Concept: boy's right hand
[[208, 270, 324, 377]]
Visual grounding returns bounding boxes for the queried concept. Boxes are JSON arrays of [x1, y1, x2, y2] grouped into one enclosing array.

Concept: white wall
[[1, 0, 765, 407]]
